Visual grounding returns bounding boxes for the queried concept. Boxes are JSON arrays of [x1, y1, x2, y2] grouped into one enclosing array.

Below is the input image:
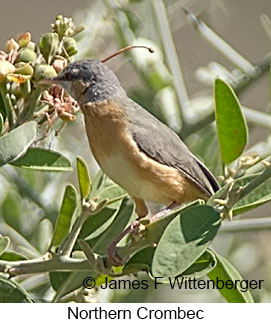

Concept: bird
[[42, 58, 219, 264]]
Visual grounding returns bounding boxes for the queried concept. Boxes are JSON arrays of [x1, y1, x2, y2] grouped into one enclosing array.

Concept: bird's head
[[41, 59, 126, 104]]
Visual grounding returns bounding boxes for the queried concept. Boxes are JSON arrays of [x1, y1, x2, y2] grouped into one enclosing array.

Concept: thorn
[[181, 6, 200, 28]]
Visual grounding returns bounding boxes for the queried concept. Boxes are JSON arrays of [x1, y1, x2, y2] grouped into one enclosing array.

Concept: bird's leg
[[107, 198, 148, 266], [151, 201, 179, 221], [133, 197, 148, 219]]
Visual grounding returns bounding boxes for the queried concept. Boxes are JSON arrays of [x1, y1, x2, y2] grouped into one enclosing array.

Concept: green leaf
[[79, 207, 120, 240], [215, 79, 248, 164], [11, 147, 72, 171], [0, 277, 33, 302], [117, 201, 203, 261], [49, 270, 99, 299], [208, 252, 254, 303], [98, 184, 127, 209], [51, 184, 78, 247], [0, 235, 10, 256], [151, 205, 221, 278], [49, 271, 70, 292], [0, 121, 37, 167], [180, 249, 217, 279], [76, 156, 91, 200], [49, 249, 102, 297], [79, 184, 127, 240], [88, 198, 135, 255], [2, 191, 21, 232], [90, 170, 124, 199], [31, 219, 53, 254], [0, 251, 28, 261], [90, 170, 107, 197], [123, 247, 155, 274], [233, 174, 271, 215], [123, 248, 217, 279]]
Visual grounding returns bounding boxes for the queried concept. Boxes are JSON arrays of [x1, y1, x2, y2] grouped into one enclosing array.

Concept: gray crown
[[55, 59, 126, 103]]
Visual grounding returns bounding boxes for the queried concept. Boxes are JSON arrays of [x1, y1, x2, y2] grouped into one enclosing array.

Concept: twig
[[220, 217, 271, 232], [0, 254, 91, 276], [180, 54, 271, 138], [0, 82, 14, 128], [58, 199, 107, 256], [18, 87, 42, 124], [183, 7, 256, 75], [153, 0, 189, 121], [58, 208, 89, 256], [239, 163, 271, 199]]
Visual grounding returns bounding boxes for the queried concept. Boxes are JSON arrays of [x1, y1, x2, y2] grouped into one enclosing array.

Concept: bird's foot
[[107, 218, 149, 266], [107, 225, 131, 266]]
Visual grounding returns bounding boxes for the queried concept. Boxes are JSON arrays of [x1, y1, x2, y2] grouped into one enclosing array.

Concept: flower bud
[[0, 51, 7, 61], [27, 41, 36, 51], [5, 38, 19, 53], [15, 62, 34, 76], [7, 74, 31, 83], [0, 61, 16, 82], [7, 61, 33, 83], [62, 37, 77, 56], [33, 64, 57, 82], [53, 15, 77, 40], [18, 32, 31, 48], [16, 48, 37, 64], [52, 56, 67, 73], [39, 32, 59, 64]]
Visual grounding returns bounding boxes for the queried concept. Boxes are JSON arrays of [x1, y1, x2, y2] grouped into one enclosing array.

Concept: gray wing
[[123, 98, 219, 196]]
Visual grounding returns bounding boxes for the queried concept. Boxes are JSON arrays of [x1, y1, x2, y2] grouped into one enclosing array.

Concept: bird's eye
[[71, 68, 79, 76]]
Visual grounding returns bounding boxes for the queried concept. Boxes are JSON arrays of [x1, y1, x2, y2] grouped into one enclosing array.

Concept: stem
[[153, 0, 189, 121], [18, 87, 42, 124], [242, 106, 271, 129], [58, 199, 108, 256], [220, 217, 271, 232], [0, 254, 91, 276], [181, 111, 215, 138], [58, 209, 88, 256], [0, 82, 14, 128]]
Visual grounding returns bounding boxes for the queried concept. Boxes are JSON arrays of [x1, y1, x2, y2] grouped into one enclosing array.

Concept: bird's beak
[[38, 78, 59, 86]]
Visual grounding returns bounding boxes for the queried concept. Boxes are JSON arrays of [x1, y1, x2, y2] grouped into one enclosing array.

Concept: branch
[[0, 82, 14, 129], [0, 254, 91, 276], [153, 0, 189, 121], [183, 7, 256, 75], [220, 217, 271, 232], [59, 199, 108, 256]]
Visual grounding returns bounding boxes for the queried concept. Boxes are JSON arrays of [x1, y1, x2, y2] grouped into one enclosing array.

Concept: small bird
[[43, 58, 219, 263]]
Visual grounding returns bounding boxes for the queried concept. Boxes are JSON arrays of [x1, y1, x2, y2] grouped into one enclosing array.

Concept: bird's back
[[122, 97, 220, 197]]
